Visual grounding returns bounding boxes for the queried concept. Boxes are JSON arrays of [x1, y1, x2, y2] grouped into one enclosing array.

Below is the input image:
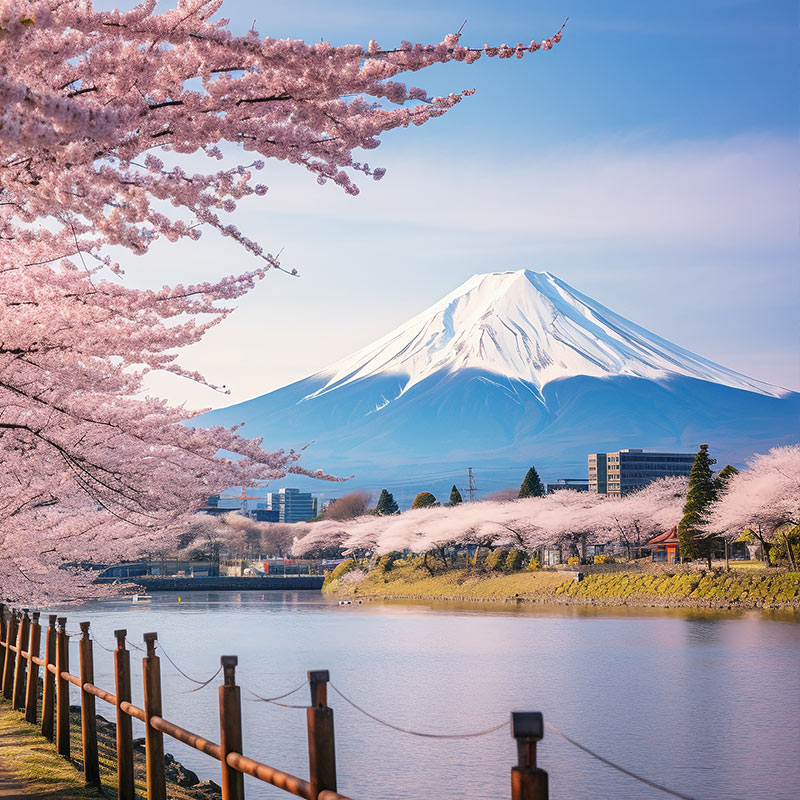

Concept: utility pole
[[467, 468, 477, 502]]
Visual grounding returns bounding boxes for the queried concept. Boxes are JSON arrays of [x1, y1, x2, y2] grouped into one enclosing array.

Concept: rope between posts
[[329, 683, 507, 739], [545, 721, 696, 800], [89, 632, 116, 653], [246, 680, 310, 709], [155, 641, 222, 693]]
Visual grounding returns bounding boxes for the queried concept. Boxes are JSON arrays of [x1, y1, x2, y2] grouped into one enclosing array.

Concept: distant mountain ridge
[[197, 271, 797, 505]]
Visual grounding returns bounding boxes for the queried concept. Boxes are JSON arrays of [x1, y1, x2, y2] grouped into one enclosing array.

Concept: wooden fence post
[[114, 629, 135, 800], [306, 670, 337, 800], [510, 712, 548, 800], [0, 604, 6, 667], [55, 616, 70, 758], [142, 632, 167, 800], [41, 615, 57, 741], [218, 655, 244, 800], [12, 609, 30, 710], [2, 609, 18, 700], [25, 611, 42, 723], [79, 622, 101, 787]]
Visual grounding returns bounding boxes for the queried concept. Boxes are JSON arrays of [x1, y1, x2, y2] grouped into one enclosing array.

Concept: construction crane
[[228, 486, 263, 511]]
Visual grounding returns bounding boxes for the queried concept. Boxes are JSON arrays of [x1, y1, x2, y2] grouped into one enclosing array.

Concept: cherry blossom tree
[[290, 478, 693, 563], [703, 445, 800, 568], [588, 477, 687, 556], [0, 1, 564, 602]]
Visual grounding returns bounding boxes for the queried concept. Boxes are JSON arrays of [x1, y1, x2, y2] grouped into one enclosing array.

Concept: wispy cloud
[[250, 134, 797, 249]]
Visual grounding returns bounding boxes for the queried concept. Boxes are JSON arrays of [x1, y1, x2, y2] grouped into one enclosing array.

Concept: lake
[[46, 591, 800, 800]]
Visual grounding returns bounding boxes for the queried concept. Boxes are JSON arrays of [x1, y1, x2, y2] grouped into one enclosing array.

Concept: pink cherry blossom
[[0, 2, 564, 602]]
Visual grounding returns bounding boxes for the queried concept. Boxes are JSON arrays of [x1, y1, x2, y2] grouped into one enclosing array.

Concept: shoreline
[[96, 575, 324, 591], [324, 564, 800, 611]]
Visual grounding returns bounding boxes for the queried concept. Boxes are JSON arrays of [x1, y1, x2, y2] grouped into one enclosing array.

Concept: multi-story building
[[205, 488, 316, 523], [588, 448, 695, 496], [588, 453, 608, 494], [546, 479, 590, 493], [266, 488, 316, 523]]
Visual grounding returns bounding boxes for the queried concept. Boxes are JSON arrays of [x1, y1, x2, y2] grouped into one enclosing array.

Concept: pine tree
[[412, 491, 437, 509], [715, 464, 739, 493], [678, 444, 717, 564], [519, 466, 545, 498], [376, 489, 399, 516], [449, 485, 463, 505]]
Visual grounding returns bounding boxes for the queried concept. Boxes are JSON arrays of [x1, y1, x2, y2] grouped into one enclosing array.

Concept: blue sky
[[128, 0, 799, 406]]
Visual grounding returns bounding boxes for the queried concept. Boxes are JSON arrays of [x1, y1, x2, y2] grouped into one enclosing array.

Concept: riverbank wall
[[96, 575, 324, 591], [324, 564, 800, 610]]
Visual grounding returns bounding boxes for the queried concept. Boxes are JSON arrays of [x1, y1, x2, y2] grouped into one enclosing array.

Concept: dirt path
[[0, 756, 38, 799]]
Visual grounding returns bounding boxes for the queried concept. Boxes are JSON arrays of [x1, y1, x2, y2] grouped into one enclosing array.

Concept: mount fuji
[[198, 270, 798, 504]]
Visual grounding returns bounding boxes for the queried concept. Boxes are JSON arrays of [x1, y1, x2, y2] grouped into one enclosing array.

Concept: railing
[[0, 603, 550, 800]]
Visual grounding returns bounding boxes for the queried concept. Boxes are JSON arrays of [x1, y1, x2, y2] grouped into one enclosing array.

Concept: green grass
[[324, 563, 800, 609], [326, 563, 569, 601], [0, 700, 100, 799], [0, 698, 215, 799]]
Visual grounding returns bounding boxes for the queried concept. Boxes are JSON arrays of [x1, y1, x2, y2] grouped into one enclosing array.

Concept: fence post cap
[[48, 614, 57, 627], [32, 611, 40, 623], [143, 632, 158, 657], [79, 621, 90, 635], [511, 711, 544, 741], [308, 669, 330, 683], [221, 655, 238, 686], [56, 617, 67, 629]]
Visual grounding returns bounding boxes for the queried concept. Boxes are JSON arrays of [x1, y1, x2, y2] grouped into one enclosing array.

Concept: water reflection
[[40, 591, 800, 800]]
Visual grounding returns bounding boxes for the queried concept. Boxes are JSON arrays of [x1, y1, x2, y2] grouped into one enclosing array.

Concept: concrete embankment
[[324, 564, 800, 610], [96, 575, 324, 592]]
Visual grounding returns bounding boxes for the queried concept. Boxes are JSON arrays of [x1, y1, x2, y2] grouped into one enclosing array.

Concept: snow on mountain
[[306, 270, 785, 403], [197, 270, 796, 503]]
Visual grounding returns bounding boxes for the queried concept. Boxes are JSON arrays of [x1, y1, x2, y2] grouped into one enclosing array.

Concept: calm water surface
[[46, 591, 800, 800]]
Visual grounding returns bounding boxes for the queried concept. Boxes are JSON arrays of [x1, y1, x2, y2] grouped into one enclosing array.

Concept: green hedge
[[322, 558, 356, 589], [555, 570, 800, 606]]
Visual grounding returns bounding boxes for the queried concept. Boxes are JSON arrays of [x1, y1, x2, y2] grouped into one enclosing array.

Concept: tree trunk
[[422, 552, 435, 577], [784, 532, 797, 571]]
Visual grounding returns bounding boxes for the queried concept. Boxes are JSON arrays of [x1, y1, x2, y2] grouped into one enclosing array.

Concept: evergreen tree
[[412, 491, 437, 509], [678, 444, 717, 564], [449, 485, 463, 505], [376, 489, 399, 516], [519, 466, 545, 498], [715, 464, 739, 493]]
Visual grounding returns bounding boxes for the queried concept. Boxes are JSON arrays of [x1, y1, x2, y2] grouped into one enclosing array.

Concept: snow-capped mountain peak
[[306, 269, 784, 401]]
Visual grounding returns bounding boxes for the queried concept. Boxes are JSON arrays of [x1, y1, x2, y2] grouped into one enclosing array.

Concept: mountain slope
[[305, 270, 784, 401], [197, 271, 797, 502]]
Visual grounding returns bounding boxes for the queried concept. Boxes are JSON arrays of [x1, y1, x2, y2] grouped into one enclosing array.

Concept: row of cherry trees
[[288, 446, 799, 563], [291, 476, 688, 558], [0, 0, 563, 601]]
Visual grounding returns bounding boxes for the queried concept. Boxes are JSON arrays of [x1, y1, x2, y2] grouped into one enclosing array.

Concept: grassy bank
[[324, 562, 800, 610], [0, 699, 220, 799], [0, 701, 98, 800]]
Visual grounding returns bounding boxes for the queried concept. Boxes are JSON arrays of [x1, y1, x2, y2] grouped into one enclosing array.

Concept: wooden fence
[[0, 604, 549, 800]]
